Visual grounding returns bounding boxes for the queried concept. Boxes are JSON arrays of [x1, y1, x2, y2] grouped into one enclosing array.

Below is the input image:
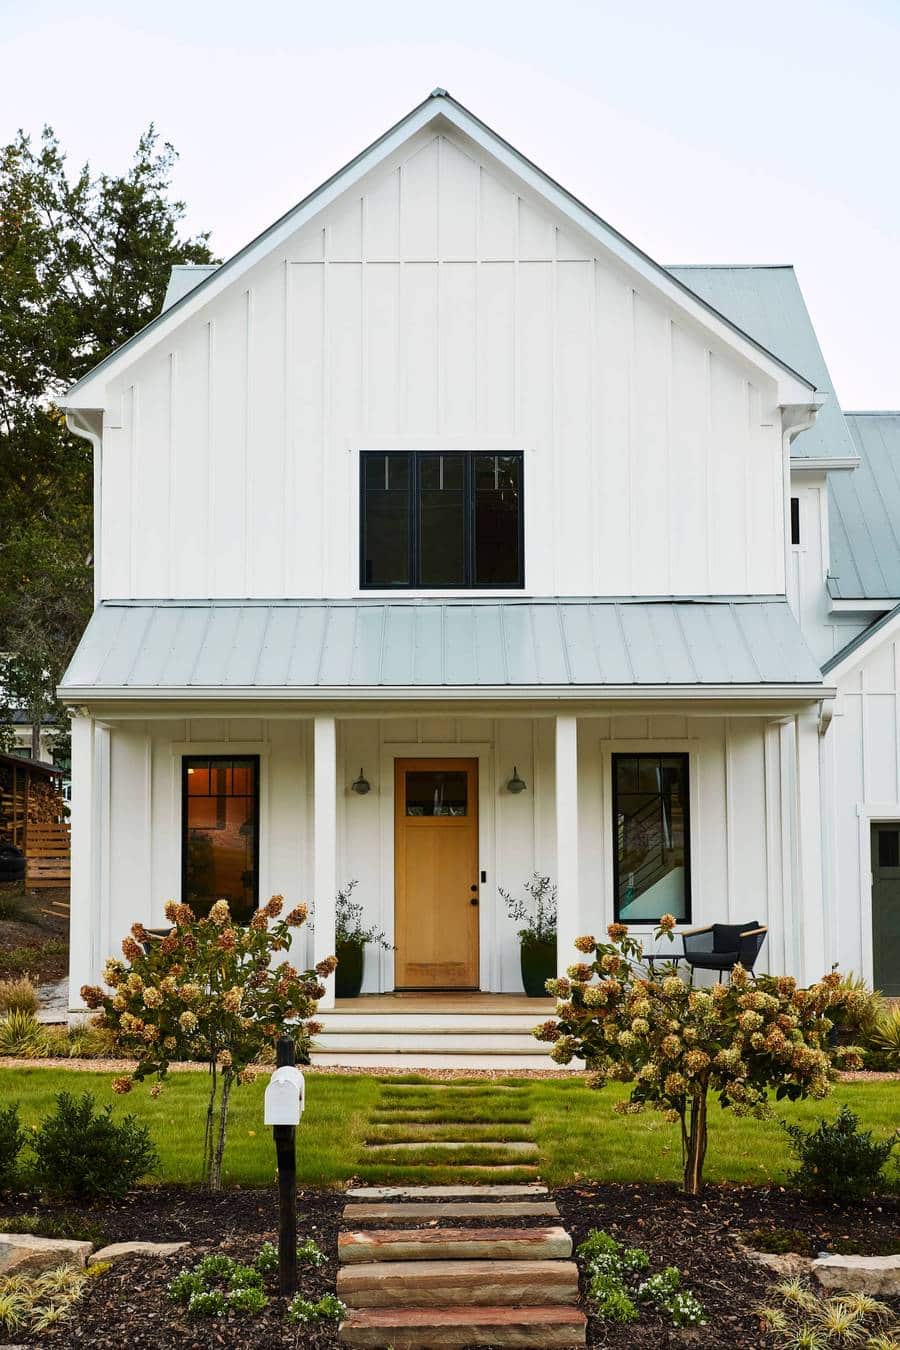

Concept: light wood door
[[394, 758, 479, 989]]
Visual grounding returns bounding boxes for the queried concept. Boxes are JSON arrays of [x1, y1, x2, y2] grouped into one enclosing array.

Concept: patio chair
[[680, 921, 768, 982]]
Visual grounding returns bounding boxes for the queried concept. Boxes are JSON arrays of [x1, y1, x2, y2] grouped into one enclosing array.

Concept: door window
[[405, 770, 468, 817]]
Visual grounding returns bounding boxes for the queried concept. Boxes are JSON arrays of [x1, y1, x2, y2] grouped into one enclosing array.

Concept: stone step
[[337, 1258, 580, 1309], [339, 1305, 587, 1347], [346, 1185, 549, 1198], [343, 1201, 559, 1222], [363, 1140, 538, 1154], [339, 1227, 572, 1264]]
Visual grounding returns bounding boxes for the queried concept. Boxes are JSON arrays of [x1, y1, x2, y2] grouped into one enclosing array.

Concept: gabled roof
[[667, 265, 854, 462], [62, 91, 816, 410], [828, 413, 900, 600], [821, 597, 900, 679], [59, 598, 824, 700]]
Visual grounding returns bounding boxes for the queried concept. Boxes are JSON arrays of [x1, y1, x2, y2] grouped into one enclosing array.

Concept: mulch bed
[[2, 1182, 897, 1347], [0, 892, 69, 983]]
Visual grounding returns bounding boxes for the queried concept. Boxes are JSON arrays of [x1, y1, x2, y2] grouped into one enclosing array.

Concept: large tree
[[0, 127, 216, 760]]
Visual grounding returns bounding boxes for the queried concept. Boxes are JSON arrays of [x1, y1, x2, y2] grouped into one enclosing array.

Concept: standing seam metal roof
[[828, 413, 900, 600], [59, 599, 823, 694]]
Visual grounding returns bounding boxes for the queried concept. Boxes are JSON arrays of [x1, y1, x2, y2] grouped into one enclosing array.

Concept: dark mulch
[[0, 890, 69, 982], [554, 1182, 900, 1348]]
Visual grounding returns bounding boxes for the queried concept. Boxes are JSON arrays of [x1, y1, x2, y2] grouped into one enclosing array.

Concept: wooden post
[[273, 1035, 298, 1297]]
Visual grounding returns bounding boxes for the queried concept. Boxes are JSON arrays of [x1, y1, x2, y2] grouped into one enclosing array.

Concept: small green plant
[[757, 1277, 898, 1348], [747, 1228, 811, 1255], [783, 1104, 899, 1204], [499, 873, 557, 945], [869, 1006, 900, 1068], [31, 1090, 158, 1201], [0, 939, 66, 977], [0, 1211, 108, 1247], [254, 1236, 326, 1273], [0, 891, 27, 923], [0, 1102, 24, 1190], [576, 1229, 704, 1329], [287, 1292, 346, 1324], [0, 1263, 89, 1334], [168, 1245, 298, 1319], [0, 1009, 49, 1057], [0, 977, 39, 1014], [637, 1267, 706, 1327], [333, 880, 393, 951]]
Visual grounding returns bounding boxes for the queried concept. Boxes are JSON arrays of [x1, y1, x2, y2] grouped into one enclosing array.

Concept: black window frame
[[181, 754, 261, 917], [611, 751, 692, 924], [359, 450, 525, 590], [790, 496, 801, 546]]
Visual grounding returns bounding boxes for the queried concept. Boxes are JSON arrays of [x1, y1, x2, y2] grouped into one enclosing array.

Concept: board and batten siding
[[99, 128, 786, 603]]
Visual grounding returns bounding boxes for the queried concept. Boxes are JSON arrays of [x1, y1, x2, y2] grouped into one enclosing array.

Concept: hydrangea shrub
[[535, 918, 864, 1194], [81, 895, 333, 1189]]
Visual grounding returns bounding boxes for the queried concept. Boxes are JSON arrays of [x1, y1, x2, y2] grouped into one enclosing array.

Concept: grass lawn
[[1, 1067, 897, 1190]]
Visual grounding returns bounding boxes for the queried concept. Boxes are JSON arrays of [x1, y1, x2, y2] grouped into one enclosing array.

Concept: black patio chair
[[680, 921, 768, 982]]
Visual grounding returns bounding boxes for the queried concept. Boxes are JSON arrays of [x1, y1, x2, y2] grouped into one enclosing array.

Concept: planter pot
[[335, 940, 365, 999], [520, 940, 557, 997]]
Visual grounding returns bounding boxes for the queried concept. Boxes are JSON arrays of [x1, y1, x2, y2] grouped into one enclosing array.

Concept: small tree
[[81, 895, 332, 1190], [535, 920, 863, 1195]]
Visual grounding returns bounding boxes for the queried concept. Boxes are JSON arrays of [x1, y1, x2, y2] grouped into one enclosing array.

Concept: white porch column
[[794, 706, 827, 984], [68, 712, 98, 1011], [555, 713, 580, 978], [313, 714, 338, 1009]]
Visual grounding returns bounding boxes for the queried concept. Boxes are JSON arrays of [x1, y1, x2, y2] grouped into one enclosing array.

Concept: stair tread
[[344, 1202, 559, 1221], [339, 1227, 571, 1263], [339, 1305, 587, 1346], [345, 1185, 548, 1198], [343, 1307, 587, 1325]]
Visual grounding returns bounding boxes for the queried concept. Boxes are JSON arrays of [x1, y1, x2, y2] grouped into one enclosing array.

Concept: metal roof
[[667, 266, 853, 461], [828, 413, 900, 600], [59, 599, 823, 697]]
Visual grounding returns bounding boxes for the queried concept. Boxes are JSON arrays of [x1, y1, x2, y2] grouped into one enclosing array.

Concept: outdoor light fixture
[[351, 768, 371, 795], [507, 766, 527, 794]]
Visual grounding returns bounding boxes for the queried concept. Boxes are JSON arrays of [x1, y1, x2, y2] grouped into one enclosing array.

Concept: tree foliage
[[0, 125, 216, 755]]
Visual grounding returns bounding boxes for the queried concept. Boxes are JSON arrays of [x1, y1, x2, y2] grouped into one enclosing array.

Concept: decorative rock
[[339, 1304, 587, 1346], [88, 1241, 189, 1266], [343, 1201, 559, 1222], [337, 1258, 580, 1308], [339, 1227, 572, 1264], [0, 1233, 93, 1275], [733, 1238, 812, 1278], [812, 1253, 900, 1295]]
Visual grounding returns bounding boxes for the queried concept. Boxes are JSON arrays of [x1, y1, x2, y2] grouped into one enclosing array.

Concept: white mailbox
[[264, 1065, 305, 1126]]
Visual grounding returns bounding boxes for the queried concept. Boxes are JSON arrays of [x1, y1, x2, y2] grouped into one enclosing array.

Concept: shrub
[[81, 895, 326, 1189], [286, 1293, 345, 1324], [0, 1010, 49, 1057], [30, 1091, 158, 1200], [0, 977, 39, 1015], [536, 920, 863, 1194], [0, 1102, 24, 1190], [499, 873, 557, 946], [869, 1006, 900, 1069], [783, 1104, 899, 1204], [0, 891, 27, 922]]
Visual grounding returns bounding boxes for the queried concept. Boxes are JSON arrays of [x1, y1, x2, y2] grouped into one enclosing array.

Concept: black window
[[182, 756, 259, 920], [790, 496, 801, 546], [360, 451, 523, 588], [612, 753, 691, 923]]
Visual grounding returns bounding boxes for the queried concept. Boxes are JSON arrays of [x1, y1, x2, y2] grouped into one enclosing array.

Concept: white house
[[58, 92, 898, 1064]]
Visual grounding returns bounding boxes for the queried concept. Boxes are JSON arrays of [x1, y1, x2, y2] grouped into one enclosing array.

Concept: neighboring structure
[[0, 750, 65, 851], [58, 92, 898, 1033]]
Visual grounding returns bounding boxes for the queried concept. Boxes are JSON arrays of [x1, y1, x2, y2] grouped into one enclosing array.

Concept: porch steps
[[338, 1186, 585, 1348]]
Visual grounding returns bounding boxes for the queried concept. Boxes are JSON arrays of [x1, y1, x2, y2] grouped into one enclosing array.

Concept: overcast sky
[[2, 0, 898, 408]]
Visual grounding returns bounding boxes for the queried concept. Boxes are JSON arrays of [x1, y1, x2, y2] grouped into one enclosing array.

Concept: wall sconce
[[351, 768, 371, 796], [506, 766, 527, 794]]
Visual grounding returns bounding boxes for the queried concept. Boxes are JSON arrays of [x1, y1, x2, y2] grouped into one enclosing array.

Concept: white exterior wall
[[99, 128, 786, 604], [788, 472, 871, 664], [73, 708, 820, 999]]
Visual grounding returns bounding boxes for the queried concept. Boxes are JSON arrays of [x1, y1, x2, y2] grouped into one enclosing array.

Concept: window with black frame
[[360, 451, 523, 588], [612, 753, 690, 923], [182, 757, 259, 920]]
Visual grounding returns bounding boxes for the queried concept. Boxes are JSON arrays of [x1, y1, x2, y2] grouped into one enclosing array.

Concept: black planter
[[335, 940, 365, 999], [520, 939, 556, 997]]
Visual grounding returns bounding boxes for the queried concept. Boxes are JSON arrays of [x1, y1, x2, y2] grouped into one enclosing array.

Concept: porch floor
[[332, 993, 554, 1015]]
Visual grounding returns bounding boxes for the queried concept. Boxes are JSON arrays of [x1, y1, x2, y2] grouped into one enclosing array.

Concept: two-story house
[[58, 92, 898, 1065]]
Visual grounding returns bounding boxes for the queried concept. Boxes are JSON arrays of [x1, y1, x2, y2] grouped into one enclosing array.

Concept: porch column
[[313, 715, 338, 1009], [555, 713, 580, 978], [68, 712, 98, 1011], [794, 706, 827, 984]]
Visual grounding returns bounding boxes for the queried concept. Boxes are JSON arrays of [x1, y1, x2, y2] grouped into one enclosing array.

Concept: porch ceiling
[[59, 597, 824, 698]]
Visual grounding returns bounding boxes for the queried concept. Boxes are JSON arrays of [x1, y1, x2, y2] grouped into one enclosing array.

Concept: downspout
[[65, 410, 104, 606]]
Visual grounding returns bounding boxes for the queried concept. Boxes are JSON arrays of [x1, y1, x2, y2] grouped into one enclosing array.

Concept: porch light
[[351, 768, 371, 795], [507, 766, 527, 794]]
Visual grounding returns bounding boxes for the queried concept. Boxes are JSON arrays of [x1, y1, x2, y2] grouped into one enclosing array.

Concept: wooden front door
[[872, 822, 900, 996], [394, 758, 479, 989]]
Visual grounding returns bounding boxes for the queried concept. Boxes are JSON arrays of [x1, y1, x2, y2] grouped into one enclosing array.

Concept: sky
[[2, 0, 898, 409]]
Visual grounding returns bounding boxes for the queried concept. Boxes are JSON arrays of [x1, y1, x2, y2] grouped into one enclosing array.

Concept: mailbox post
[[264, 1036, 305, 1296]]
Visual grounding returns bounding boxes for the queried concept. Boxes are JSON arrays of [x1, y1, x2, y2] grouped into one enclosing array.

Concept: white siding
[[100, 128, 786, 603], [788, 472, 872, 663]]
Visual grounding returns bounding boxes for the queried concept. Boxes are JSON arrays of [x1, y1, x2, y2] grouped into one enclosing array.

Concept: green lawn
[[1, 1067, 896, 1190]]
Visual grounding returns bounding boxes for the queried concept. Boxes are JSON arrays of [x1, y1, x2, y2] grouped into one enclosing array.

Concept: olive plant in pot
[[334, 880, 394, 999], [499, 873, 558, 997]]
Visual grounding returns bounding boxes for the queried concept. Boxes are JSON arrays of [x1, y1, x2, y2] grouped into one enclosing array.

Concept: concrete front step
[[339, 1305, 587, 1347], [343, 1201, 559, 1222], [346, 1185, 548, 1198], [337, 1258, 580, 1309], [319, 1014, 547, 1032], [314, 1034, 550, 1053], [311, 1053, 574, 1070], [340, 1227, 572, 1264]]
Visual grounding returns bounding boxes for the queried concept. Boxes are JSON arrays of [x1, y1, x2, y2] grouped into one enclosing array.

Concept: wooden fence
[[25, 821, 71, 890]]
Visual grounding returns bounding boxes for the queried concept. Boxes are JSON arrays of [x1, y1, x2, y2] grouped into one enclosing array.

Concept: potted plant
[[334, 880, 393, 999], [499, 873, 558, 997]]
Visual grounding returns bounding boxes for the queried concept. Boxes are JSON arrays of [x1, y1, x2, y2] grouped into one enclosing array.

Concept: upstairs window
[[790, 496, 801, 546], [360, 451, 524, 589]]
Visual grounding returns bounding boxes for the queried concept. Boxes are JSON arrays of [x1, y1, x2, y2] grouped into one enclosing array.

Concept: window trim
[[359, 450, 525, 590], [181, 753, 261, 917], [611, 750, 692, 924]]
